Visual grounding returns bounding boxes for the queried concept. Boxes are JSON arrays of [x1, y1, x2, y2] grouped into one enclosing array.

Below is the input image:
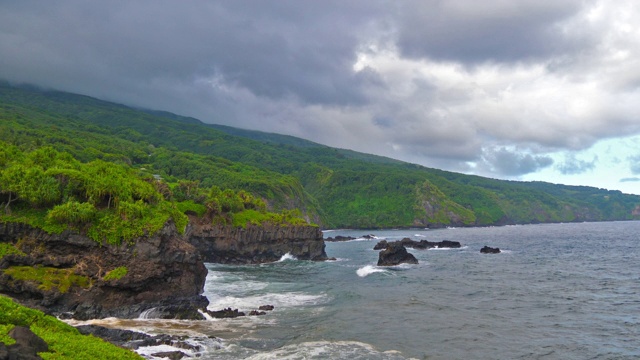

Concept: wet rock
[[76, 325, 201, 352], [480, 246, 501, 254], [248, 310, 266, 316], [373, 240, 388, 250], [76, 325, 149, 344], [377, 242, 418, 266], [151, 351, 188, 360], [375, 238, 461, 250], [204, 308, 246, 319], [324, 235, 356, 242], [258, 305, 274, 311]]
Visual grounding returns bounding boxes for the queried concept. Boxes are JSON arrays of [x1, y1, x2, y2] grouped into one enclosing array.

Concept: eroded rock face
[[377, 242, 418, 266], [0, 221, 208, 319], [187, 220, 328, 264]]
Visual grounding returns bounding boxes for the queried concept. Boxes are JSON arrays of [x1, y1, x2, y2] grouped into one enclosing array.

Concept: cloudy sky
[[2, 1, 640, 194]]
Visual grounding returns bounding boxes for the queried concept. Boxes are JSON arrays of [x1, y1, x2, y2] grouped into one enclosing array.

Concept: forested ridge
[[1, 82, 639, 229]]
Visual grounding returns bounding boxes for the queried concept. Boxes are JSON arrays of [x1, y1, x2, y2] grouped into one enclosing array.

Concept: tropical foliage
[[1, 82, 638, 228], [0, 295, 142, 359]]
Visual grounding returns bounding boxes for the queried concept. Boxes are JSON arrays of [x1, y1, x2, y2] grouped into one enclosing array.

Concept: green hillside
[[1, 82, 639, 228]]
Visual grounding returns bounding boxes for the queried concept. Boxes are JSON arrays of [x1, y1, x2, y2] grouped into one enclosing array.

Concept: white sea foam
[[428, 245, 468, 251], [414, 234, 426, 237], [356, 265, 387, 277], [277, 253, 298, 262], [135, 337, 224, 359], [138, 307, 158, 319], [242, 340, 410, 360], [207, 292, 326, 311]]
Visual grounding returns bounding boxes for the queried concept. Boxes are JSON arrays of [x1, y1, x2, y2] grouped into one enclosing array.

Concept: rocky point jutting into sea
[[0, 219, 327, 321]]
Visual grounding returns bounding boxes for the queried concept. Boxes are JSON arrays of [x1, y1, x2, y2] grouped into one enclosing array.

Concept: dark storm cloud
[[395, 0, 589, 64], [0, 0, 385, 108], [1, 0, 639, 189]]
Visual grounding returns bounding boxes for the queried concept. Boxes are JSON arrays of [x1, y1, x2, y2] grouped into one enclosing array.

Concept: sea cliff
[[0, 219, 328, 319], [187, 218, 328, 264], [0, 221, 208, 320]]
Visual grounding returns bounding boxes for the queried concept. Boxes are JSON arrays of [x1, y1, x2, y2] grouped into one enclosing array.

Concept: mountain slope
[[1, 82, 639, 228]]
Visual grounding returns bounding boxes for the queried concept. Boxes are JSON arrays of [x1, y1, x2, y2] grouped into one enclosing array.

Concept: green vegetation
[[3, 266, 91, 294], [0, 295, 142, 359], [103, 266, 128, 281], [0, 243, 25, 259], [232, 209, 309, 228], [1, 82, 639, 229]]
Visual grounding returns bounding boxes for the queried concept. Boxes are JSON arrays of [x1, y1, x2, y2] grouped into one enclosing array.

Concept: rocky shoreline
[[0, 219, 327, 321]]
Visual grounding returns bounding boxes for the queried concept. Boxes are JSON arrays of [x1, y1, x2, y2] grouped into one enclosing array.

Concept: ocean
[[84, 221, 640, 359]]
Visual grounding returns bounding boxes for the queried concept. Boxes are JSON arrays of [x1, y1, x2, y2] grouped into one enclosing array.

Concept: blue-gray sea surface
[[119, 221, 640, 359]]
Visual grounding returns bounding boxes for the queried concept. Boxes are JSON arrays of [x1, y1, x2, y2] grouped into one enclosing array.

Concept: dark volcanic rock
[[377, 242, 418, 266], [258, 305, 275, 311], [375, 238, 461, 250], [187, 220, 328, 264], [151, 351, 188, 360], [76, 325, 149, 344], [324, 235, 356, 242], [373, 240, 388, 250], [480, 246, 501, 254], [204, 308, 246, 319], [76, 325, 202, 352], [0, 221, 208, 319]]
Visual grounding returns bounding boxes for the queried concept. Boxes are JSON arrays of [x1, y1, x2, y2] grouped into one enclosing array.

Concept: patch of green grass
[[176, 200, 207, 217], [102, 266, 127, 281], [0, 295, 142, 359], [0, 324, 16, 345], [232, 209, 311, 228], [3, 266, 91, 294], [0, 243, 26, 259]]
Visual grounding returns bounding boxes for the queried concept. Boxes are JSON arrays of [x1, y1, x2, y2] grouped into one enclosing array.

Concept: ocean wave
[[356, 265, 388, 277], [241, 340, 409, 360], [135, 336, 223, 359], [207, 292, 327, 311], [277, 253, 298, 262], [428, 245, 468, 251]]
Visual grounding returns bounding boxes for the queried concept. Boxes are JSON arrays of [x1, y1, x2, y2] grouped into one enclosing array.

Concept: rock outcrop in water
[[0, 221, 208, 320], [186, 219, 328, 264], [480, 246, 501, 254], [374, 238, 461, 250], [377, 242, 418, 266]]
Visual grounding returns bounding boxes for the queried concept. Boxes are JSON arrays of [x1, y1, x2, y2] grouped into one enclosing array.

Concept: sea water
[[90, 221, 640, 359]]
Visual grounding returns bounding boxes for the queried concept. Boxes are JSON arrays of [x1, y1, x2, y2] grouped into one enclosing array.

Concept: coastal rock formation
[[187, 219, 328, 264], [480, 246, 501, 254], [0, 221, 208, 320], [76, 324, 202, 355], [377, 242, 418, 266], [374, 238, 461, 250], [325, 235, 356, 242]]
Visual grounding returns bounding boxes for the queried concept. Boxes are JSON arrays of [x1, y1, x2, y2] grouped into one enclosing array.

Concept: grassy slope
[[0, 295, 142, 359], [1, 82, 639, 228]]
